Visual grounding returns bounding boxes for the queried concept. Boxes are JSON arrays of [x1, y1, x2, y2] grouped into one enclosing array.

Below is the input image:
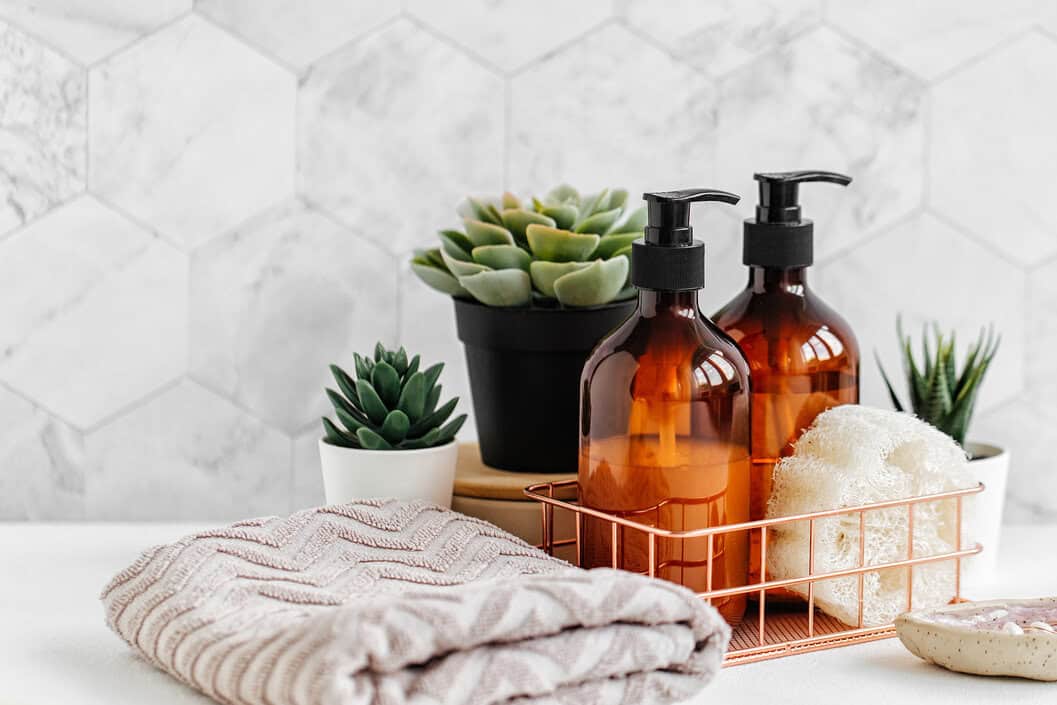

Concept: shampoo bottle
[[713, 171, 860, 587], [579, 189, 751, 625]]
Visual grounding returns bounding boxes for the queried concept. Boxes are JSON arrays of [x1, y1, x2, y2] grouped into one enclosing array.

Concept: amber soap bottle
[[713, 171, 860, 587], [579, 189, 752, 625]]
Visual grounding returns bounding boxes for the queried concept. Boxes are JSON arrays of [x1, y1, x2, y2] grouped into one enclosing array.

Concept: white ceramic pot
[[961, 441, 1010, 596], [318, 440, 458, 508]]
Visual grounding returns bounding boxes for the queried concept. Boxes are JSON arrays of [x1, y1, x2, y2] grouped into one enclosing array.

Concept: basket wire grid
[[523, 480, 984, 665]]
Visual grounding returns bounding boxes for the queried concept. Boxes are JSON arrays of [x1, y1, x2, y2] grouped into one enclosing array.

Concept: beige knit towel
[[101, 500, 729, 705]]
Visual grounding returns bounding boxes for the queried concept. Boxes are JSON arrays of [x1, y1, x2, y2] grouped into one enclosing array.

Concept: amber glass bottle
[[579, 189, 751, 625], [713, 171, 860, 588]]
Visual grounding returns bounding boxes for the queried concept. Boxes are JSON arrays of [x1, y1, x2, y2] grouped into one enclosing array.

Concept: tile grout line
[[925, 26, 1038, 86]]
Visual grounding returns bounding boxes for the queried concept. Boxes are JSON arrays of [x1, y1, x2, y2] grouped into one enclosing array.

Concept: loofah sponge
[[765, 405, 972, 627]]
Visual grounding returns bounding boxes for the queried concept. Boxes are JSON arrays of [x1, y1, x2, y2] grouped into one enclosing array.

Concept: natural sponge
[[765, 405, 972, 627]]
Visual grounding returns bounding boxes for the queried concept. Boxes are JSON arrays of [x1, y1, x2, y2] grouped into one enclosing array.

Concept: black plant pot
[[454, 298, 636, 473]]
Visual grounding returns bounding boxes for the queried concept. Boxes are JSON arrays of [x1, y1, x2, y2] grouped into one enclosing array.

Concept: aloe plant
[[322, 343, 466, 450], [411, 184, 643, 308], [876, 319, 999, 448]]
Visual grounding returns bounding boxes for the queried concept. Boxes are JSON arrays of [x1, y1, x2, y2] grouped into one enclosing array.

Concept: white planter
[[961, 441, 1010, 596], [318, 439, 458, 508]]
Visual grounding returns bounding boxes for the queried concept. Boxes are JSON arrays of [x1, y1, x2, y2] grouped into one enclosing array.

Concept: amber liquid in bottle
[[713, 267, 859, 589], [579, 290, 752, 625]]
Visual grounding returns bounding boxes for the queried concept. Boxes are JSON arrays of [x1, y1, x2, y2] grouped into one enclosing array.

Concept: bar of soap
[[895, 597, 1057, 681]]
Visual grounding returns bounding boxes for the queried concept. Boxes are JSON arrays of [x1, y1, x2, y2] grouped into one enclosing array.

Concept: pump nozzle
[[633, 188, 740, 291], [744, 170, 852, 268]]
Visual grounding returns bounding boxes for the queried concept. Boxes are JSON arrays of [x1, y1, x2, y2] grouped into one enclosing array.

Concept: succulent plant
[[322, 342, 466, 450], [876, 318, 999, 448], [410, 184, 643, 308]]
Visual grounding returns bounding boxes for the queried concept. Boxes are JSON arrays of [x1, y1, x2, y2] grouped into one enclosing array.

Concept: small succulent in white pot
[[319, 343, 466, 508], [877, 319, 1006, 591]]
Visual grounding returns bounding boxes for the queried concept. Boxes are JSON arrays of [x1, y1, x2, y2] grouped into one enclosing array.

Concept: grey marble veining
[[0, 0, 1052, 520]]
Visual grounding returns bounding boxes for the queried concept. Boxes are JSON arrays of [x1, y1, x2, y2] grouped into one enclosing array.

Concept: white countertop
[[2, 523, 1054, 705]]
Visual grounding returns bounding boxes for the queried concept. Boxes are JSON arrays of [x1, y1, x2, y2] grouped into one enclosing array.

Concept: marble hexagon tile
[[406, 0, 611, 72], [814, 212, 1025, 414], [197, 0, 398, 70], [189, 201, 398, 435], [89, 14, 295, 248], [84, 380, 291, 520], [975, 400, 1057, 523], [1027, 259, 1057, 417], [299, 19, 503, 255], [292, 429, 324, 510], [0, 0, 189, 64], [829, 0, 1042, 81], [930, 32, 1057, 267], [0, 387, 83, 519], [715, 26, 925, 263], [618, 0, 822, 77], [0, 196, 187, 429], [508, 22, 717, 200], [0, 20, 85, 236]]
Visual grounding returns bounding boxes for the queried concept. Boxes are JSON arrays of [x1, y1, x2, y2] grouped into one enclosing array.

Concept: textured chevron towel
[[101, 499, 730, 705]]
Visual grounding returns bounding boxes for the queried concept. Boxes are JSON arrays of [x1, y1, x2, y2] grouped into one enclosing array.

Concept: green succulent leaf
[[552, 257, 629, 307], [436, 414, 468, 443], [322, 417, 359, 448], [396, 371, 427, 422], [458, 269, 532, 307], [399, 427, 442, 449], [411, 263, 469, 297], [575, 207, 623, 235], [356, 427, 393, 450], [371, 361, 401, 408], [577, 189, 609, 221], [326, 387, 361, 420], [335, 407, 367, 435], [441, 247, 491, 277], [500, 208, 555, 244], [404, 354, 420, 380], [464, 218, 515, 247], [545, 184, 579, 204], [619, 206, 647, 233], [537, 204, 578, 230], [409, 397, 457, 437], [355, 378, 389, 424], [379, 409, 410, 444], [439, 230, 473, 260], [331, 364, 361, 403], [471, 244, 532, 271], [374, 342, 385, 362], [424, 382, 442, 416], [593, 232, 642, 259], [501, 191, 521, 209], [466, 197, 503, 225], [529, 260, 592, 298], [525, 224, 601, 262]]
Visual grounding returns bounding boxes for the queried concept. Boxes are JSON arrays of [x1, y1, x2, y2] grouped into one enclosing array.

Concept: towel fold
[[102, 499, 729, 705]]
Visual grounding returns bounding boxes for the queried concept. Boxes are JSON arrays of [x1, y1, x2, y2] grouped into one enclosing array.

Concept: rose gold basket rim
[[523, 480, 984, 539]]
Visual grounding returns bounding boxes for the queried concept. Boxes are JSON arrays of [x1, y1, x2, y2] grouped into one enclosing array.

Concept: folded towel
[[101, 499, 729, 705]]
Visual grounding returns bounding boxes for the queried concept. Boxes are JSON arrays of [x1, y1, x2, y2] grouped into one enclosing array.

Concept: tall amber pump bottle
[[713, 171, 860, 587], [579, 189, 752, 625]]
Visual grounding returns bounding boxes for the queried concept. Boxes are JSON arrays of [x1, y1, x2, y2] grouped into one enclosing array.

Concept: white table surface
[[1, 523, 1055, 705]]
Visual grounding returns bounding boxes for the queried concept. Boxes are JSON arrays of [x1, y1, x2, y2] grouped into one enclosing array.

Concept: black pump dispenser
[[631, 189, 740, 291], [743, 170, 852, 268]]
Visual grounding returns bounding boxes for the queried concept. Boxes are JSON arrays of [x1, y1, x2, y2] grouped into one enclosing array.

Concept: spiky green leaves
[[876, 318, 1000, 448], [410, 184, 644, 308], [322, 343, 466, 450]]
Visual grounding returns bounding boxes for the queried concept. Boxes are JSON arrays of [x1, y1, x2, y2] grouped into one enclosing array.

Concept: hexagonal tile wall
[[975, 399, 1057, 523], [815, 212, 1025, 414], [0, 196, 187, 429], [293, 428, 324, 510], [0, 387, 83, 519], [85, 380, 292, 520], [619, 0, 822, 77], [508, 23, 717, 199], [1027, 258, 1057, 413], [0, 20, 85, 237], [930, 32, 1057, 266], [715, 26, 926, 262], [406, 0, 611, 73], [299, 18, 504, 255], [197, 0, 398, 70], [0, 0, 190, 64], [89, 14, 295, 248], [829, 0, 1041, 80], [190, 201, 398, 435]]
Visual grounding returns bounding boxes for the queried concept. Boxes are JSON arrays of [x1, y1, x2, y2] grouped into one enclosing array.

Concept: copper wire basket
[[524, 480, 984, 666]]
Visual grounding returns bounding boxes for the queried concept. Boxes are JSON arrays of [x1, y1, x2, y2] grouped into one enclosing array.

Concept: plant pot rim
[[965, 441, 1006, 460], [318, 438, 457, 457], [452, 296, 636, 314]]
